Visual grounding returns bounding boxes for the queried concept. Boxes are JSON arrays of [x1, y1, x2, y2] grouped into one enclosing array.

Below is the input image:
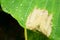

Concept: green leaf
[[1, 0, 35, 28], [26, 29, 50, 40], [1, 0, 60, 40]]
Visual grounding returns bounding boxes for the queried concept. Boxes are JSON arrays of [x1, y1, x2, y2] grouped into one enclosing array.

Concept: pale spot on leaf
[[26, 7, 53, 37]]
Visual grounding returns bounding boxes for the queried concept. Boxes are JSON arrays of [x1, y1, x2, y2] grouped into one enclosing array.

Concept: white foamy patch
[[26, 7, 53, 37]]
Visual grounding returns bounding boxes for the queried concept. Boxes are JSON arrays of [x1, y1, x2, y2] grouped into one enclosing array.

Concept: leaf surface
[[1, 0, 60, 40]]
